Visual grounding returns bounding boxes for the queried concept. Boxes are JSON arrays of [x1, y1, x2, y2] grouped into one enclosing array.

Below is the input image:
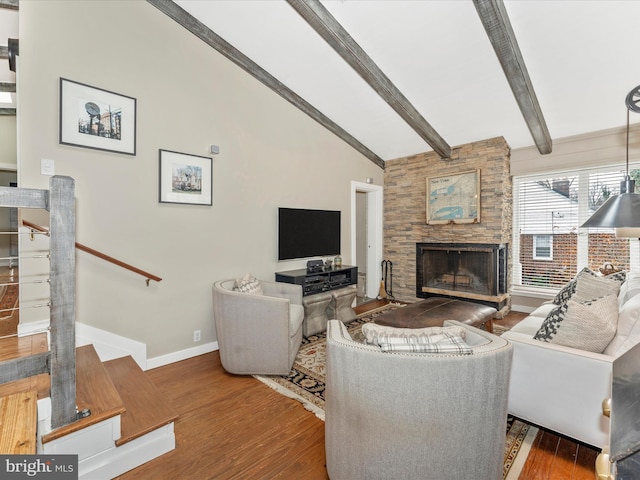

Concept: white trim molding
[[76, 323, 148, 370], [511, 123, 640, 177], [18, 320, 148, 370], [350, 181, 384, 300], [146, 342, 219, 371], [19, 319, 219, 371]]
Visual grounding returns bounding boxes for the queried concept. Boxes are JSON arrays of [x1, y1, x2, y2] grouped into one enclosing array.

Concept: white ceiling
[[174, 0, 640, 163]]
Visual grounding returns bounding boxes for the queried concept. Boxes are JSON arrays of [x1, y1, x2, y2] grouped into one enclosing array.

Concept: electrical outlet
[[193, 330, 201, 342]]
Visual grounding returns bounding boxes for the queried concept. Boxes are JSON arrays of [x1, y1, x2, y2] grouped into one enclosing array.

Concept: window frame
[[532, 234, 553, 261], [512, 162, 639, 293]]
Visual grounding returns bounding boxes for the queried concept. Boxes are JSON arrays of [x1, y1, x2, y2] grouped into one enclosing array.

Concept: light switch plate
[[41, 158, 55, 176]]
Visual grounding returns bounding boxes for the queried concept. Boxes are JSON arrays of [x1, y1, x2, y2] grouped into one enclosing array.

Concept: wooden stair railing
[[22, 220, 162, 285]]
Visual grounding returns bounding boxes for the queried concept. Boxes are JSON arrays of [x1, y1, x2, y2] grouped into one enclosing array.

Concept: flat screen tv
[[278, 207, 341, 261]]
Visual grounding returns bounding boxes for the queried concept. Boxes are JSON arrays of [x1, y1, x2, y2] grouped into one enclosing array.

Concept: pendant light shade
[[581, 85, 640, 229], [581, 192, 640, 228]]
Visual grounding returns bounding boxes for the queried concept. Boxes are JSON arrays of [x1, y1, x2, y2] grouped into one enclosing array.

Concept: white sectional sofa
[[503, 272, 640, 449]]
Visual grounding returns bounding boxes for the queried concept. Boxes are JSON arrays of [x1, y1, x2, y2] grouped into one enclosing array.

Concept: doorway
[[350, 181, 383, 301]]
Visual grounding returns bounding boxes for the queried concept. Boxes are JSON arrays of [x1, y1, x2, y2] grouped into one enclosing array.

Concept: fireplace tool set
[[377, 259, 394, 300]]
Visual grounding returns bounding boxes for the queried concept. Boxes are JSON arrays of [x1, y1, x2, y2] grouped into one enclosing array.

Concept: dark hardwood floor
[[115, 300, 598, 479]]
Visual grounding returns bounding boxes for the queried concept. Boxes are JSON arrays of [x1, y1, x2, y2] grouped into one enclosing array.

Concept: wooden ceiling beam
[[287, 0, 451, 159], [0, 0, 18, 11], [474, 0, 552, 155], [146, 0, 385, 169], [0, 82, 15, 93]]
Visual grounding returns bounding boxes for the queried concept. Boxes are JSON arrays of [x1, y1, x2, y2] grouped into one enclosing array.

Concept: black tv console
[[275, 265, 358, 296]]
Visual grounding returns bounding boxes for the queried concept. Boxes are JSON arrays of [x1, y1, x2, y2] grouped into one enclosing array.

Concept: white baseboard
[[18, 320, 147, 370], [76, 323, 147, 371], [510, 304, 537, 314], [146, 341, 218, 370], [18, 319, 50, 337], [18, 319, 218, 372], [78, 423, 175, 480]]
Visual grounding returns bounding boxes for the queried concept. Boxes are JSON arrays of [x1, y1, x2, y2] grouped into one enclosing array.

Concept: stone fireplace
[[383, 137, 512, 310], [416, 242, 509, 310]]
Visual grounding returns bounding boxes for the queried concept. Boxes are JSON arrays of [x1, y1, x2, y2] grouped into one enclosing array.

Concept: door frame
[[350, 181, 383, 299]]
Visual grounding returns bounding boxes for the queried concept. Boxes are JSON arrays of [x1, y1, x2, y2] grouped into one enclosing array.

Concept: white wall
[[17, 1, 383, 358]]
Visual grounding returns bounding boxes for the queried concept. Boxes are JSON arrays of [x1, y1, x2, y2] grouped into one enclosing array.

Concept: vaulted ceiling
[[150, 0, 640, 168], [5, 1, 640, 167]]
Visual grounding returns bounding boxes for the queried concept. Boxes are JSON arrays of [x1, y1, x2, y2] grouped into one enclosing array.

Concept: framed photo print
[[59, 78, 137, 155], [159, 149, 213, 206], [426, 169, 480, 224]]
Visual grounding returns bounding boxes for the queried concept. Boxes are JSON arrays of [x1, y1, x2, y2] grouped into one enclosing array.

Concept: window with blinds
[[512, 164, 639, 290], [533, 235, 553, 260]]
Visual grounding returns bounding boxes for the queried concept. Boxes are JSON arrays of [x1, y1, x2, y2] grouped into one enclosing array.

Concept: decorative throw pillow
[[549, 294, 619, 353], [361, 323, 472, 354], [362, 323, 467, 344], [552, 267, 597, 305], [605, 270, 627, 284], [533, 302, 570, 342], [232, 273, 263, 295], [604, 293, 640, 356], [572, 270, 623, 303], [552, 279, 578, 305], [552, 268, 627, 305]]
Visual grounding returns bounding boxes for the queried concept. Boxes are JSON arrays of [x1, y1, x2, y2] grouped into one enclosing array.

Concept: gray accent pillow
[[549, 294, 619, 353], [552, 279, 578, 305], [534, 302, 570, 342]]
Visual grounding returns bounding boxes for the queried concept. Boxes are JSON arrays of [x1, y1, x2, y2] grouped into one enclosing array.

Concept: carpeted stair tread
[[103, 355, 178, 447], [43, 344, 125, 443], [0, 390, 37, 454]]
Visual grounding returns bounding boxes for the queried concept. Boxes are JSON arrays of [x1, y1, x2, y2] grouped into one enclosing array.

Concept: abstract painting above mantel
[[426, 169, 480, 224], [59, 78, 137, 156]]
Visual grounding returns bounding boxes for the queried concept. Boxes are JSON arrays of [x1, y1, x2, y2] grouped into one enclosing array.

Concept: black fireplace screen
[[416, 243, 507, 299]]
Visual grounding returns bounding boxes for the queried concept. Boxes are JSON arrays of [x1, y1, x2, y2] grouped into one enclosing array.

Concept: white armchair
[[212, 279, 304, 375]]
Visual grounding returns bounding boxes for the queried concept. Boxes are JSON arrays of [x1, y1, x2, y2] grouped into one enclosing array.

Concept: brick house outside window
[[513, 167, 638, 290]]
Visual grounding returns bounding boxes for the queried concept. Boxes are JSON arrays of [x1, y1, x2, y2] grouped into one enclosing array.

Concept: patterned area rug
[[254, 303, 538, 479]]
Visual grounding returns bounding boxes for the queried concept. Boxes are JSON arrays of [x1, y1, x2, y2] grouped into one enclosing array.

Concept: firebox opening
[[416, 243, 508, 310]]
